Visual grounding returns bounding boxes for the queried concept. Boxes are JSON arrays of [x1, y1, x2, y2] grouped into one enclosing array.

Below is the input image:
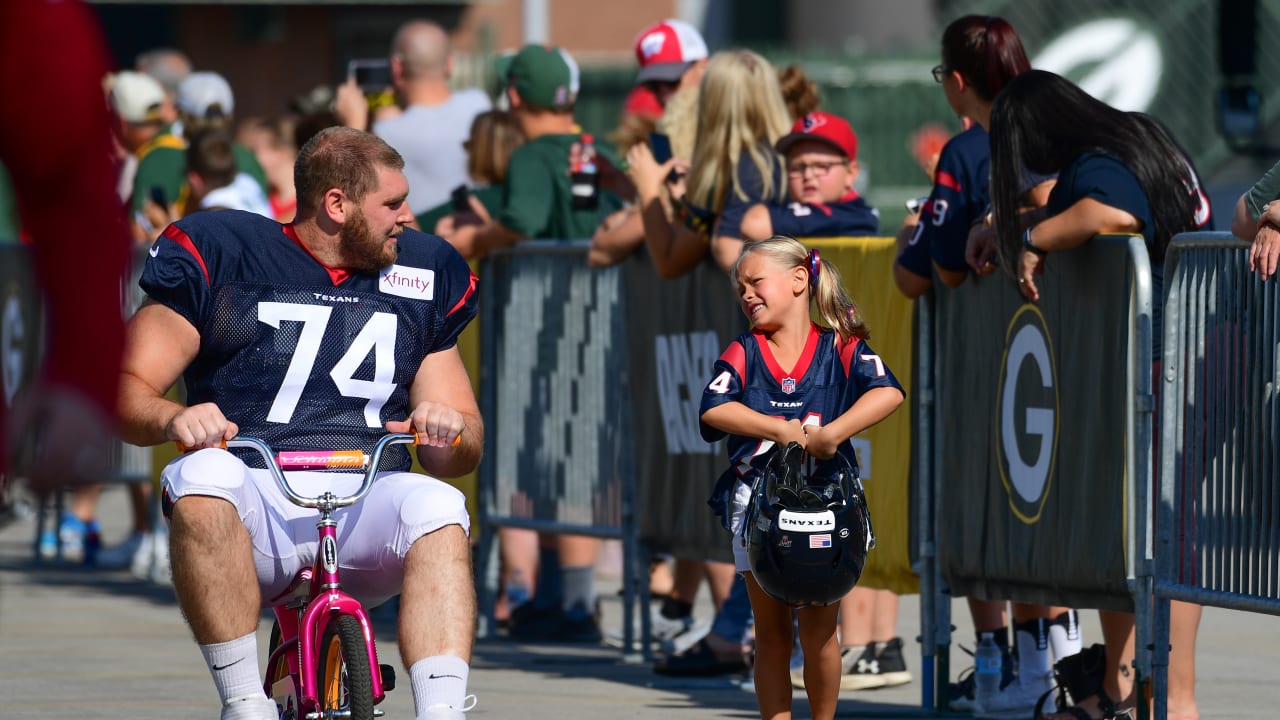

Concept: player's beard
[[341, 205, 399, 272]]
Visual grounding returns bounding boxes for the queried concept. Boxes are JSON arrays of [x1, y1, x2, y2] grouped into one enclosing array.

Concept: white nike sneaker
[[421, 695, 477, 719]]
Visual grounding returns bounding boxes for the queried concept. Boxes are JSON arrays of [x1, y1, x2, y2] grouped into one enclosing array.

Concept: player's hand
[[803, 425, 840, 460], [387, 401, 464, 448], [1251, 205, 1280, 279], [6, 383, 116, 493], [965, 223, 998, 276], [776, 418, 809, 449], [1017, 248, 1045, 302], [167, 402, 238, 450]]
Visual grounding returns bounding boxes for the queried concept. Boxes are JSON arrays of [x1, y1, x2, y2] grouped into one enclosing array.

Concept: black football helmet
[[745, 441, 874, 608]]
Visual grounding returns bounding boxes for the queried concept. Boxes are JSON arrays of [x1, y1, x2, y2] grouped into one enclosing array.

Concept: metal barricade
[[1151, 233, 1280, 717], [474, 241, 640, 652]]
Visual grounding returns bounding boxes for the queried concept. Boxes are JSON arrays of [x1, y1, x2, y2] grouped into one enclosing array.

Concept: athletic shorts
[[161, 447, 470, 609], [727, 479, 754, 573]]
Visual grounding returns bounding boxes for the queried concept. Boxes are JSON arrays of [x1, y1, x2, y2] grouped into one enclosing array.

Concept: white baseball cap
[[177, 71, 235, 119], [633, 19, 708, 85], [109, 71, 166, 124]]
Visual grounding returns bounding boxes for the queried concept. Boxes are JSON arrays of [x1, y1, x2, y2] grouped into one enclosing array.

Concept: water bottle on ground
[[974, 631, 1002, 708]]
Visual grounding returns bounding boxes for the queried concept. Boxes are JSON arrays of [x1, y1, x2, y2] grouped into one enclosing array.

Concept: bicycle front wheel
[[316, 614, 375, 720]]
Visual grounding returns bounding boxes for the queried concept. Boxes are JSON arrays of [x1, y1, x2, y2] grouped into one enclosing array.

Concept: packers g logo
[[995, 305, 1059, 523]]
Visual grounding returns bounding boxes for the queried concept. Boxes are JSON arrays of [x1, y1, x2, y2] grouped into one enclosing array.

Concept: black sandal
[[1033, 644, 1134, 720]]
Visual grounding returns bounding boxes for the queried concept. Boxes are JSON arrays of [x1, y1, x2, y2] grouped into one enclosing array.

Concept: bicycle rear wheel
[[316, 614, 375, 720]]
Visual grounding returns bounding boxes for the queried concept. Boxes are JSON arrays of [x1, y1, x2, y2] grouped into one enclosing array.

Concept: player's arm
[[701, 402, 808, 448], [118, 299, 236, 448], [389, 345, 484, 478]]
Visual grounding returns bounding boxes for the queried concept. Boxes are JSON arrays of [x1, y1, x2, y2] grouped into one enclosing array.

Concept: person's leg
[[1042, 610, 1136, 720], [797, 602, 842, 720], [649, 555, 674, 597], [1046, 605, 1084, 662], [495, 527, 538, 621], [705, 559, 737, 611], [557, 533, 602, 639], [746, 573, 796, 720], [401, 525, 476, 718], [164, 450, 277, 720], [1166, 600, 1201, 720], [831, 588, 910, 690]]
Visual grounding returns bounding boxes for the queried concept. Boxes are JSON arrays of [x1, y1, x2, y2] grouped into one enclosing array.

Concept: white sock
[[1013, 618, 1051, 681], [1048, 609, 1083, 661], [199, 633, 263, 704], [410, 655, 469, 716]]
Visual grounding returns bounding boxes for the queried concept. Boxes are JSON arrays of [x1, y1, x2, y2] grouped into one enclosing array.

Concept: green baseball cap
[[504, 44, 579, 111]]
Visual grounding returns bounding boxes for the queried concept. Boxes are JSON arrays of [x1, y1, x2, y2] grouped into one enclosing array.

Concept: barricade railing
[[1151, 232, 1280, 718], [473, 241, 643, 652], [925, 235, 1156, 710]]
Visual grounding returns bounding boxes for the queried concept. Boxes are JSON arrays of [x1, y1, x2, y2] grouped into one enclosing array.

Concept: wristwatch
[[1022, 227, 1047, 257]]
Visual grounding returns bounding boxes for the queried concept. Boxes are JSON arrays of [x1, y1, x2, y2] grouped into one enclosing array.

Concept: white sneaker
[[141, 527, 172, 584], [422, 695, 477, 718], [974, 671, 1053, 720], [95, 531, 147, 569], [219, 695, 277, 720]]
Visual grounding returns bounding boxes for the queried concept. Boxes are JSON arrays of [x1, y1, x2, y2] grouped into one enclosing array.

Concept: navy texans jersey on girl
[[897, 124, 990, 278], [699, 323, 903, 528], [140, 209, 478, 471]]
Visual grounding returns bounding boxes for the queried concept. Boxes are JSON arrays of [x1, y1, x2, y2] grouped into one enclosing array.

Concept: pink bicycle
[[219, 432, 422, 720]]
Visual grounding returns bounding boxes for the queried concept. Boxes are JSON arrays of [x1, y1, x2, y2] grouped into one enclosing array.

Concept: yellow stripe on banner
[[806, 237, 918, 595]]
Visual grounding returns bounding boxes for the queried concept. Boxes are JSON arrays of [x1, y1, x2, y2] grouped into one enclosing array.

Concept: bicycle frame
[[232, 433, 418, 718]]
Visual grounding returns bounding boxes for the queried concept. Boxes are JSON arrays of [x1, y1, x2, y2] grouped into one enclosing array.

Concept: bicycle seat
[[268, 567, 313, 607]]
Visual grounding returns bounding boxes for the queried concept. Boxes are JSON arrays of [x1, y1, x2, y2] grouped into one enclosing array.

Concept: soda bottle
[[570, 133, 600, 211]]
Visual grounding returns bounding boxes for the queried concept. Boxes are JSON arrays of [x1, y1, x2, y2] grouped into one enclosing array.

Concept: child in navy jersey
[[740, 111, 879, 241], [699, 235, 904, 720]]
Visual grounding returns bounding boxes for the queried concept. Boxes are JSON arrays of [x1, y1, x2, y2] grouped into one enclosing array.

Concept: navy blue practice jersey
[[140, 210, 478, 470], [767, 192, 880, 238], [699, 324, 903, 479], [898, 124, 990, 277]]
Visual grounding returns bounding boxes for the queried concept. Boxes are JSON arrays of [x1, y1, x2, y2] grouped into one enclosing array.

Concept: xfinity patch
[[380, 265, 435, 300], [777, 509, 835, 532]]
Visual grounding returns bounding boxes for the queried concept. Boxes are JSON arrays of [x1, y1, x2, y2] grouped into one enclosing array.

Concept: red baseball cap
[[633, 19, 708, 85], [622, 84, 664, 119], [775, 111, 858, 160]]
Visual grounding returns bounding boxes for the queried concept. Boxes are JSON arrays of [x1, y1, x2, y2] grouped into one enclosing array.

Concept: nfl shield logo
[[781, 377, 796, 394]]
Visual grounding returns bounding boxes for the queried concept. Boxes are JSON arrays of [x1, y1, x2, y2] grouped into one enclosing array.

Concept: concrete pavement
[[2, 484, 1278, 719]]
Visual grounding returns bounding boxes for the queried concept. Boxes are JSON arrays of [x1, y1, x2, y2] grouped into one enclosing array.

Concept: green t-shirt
[[131, 131, 268, 214], [496, 133, 624, 240], [416, 184, 504, 235]]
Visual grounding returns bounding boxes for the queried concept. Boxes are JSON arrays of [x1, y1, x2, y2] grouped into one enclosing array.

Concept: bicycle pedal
[[379, 663, 397, 691]]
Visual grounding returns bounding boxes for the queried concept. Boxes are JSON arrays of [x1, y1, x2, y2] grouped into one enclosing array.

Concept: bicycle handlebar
[[177, 432, 459, 509]]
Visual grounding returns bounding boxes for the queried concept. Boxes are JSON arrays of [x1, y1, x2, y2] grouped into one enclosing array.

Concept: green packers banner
[[934, 236, 1141, 611]]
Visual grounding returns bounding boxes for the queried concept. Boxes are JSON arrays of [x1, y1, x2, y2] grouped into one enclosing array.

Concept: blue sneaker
[[39, 513, 100, 564]]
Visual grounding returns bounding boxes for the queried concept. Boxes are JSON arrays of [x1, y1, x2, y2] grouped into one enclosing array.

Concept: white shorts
[[162, 448, 470, 609], [727, 479, 754, 573]]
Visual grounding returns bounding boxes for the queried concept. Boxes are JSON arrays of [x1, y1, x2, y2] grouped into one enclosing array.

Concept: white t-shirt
[[200, 172, 273, 219], [373, 88, 492, 215]]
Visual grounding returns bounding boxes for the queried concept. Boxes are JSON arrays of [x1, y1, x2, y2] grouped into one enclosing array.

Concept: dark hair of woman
[[941, 15, 1030, 102], [989, 69, 1200, 268]]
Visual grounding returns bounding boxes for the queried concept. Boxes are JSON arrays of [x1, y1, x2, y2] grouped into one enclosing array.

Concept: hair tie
[[807, 249, 821, 291]]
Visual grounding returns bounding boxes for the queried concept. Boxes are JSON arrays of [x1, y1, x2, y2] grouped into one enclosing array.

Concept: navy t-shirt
[[767, 192, 880, 237], [898, 125, 991, 277], [712, 147, 787, 240]]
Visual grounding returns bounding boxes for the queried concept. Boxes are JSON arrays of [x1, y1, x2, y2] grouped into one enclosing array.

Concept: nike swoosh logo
[[149, 244, 160, 257], [211, 657, 244, 672], [428, 673, 462, 680]]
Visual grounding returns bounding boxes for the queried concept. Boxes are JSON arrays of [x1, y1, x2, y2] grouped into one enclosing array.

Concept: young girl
[[699, 236, 904, 720]]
